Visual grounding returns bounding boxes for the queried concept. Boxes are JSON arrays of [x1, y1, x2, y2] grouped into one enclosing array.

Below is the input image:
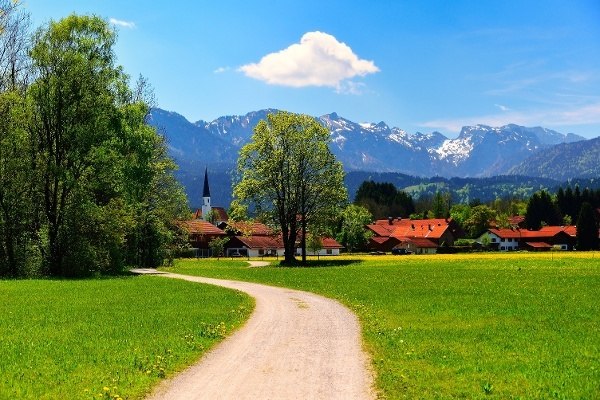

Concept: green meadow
[[166, 253, 600, 399], [0, 275, 252, 400]]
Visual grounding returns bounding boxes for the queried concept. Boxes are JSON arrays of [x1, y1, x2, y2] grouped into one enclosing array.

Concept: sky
[[24, 0, 600, 138]]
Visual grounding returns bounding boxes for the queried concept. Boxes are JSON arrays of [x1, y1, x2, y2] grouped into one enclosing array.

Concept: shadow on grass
[[277, 259, 362, 268]]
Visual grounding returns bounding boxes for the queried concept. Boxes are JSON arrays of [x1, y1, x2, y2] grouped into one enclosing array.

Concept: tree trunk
[[301, 214, 307, 264]]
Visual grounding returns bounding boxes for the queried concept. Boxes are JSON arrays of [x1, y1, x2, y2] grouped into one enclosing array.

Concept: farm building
[[479, 226, 578, 251], [366, 217, 464, 253]]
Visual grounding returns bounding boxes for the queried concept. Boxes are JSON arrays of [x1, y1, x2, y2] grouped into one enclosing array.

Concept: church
[[178, 168, 343, 257], [193, 168, 229, 224]]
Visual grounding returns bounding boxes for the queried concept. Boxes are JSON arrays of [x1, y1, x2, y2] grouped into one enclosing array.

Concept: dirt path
[[132, 268, 374, 400]]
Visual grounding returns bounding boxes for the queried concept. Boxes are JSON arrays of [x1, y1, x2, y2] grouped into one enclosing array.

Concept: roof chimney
[[388, 216, 393, 225]]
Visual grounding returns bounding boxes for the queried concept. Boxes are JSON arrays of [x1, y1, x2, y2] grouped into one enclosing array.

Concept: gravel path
[[132, 267, 374, 400]]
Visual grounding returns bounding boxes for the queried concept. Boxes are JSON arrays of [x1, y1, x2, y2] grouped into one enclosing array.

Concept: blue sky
[[25, 0, 600, 138]]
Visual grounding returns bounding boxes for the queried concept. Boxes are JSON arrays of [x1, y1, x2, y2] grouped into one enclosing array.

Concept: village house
[[177, 219, 227, 257], [366, 217, 464, 254], [479, 225, 578, 251], [178, 169, 343, 257]]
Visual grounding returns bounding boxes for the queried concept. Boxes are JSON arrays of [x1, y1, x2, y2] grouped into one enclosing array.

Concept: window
[[501, 238, 506, 242], [491, 238, 497, 242], [326, 249, 332, 255], [500, 246, 505, 250], [258, 249, 264, 255]]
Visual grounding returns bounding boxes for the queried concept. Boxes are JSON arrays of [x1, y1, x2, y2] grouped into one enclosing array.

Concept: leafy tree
[[0, 91, 35, 276], [495, 213, 511, 229], [355, 181, 414, 219], [464, 205, 496, 238], [337, 204, 373, 253], [306, 233, 323, 258], [450, 204, 471, 230], [524, 190, 561, 230], [23, 15, 187, 275], [0, 0, 30, 91], [208, 236, 229, 259], [27, 15, 125, 275], [432, 191, 451, 218], [576, 202, 598, 250], [234, 111, 346, 264]]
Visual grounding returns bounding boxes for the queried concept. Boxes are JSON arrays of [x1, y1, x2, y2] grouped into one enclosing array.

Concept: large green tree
[[576, 202, 599, 251], [0, 0, 30, 91], [337, 204, 373, 253], [234, 111, 346, 264], [22, 15, 187, 276], [524, 190, 562, 230], [0, 91, 35, 276], [28, 15, 126, 275], [354, 180, 415, 219], [463, 205, 496, 238], [0, 1, 34, 276]]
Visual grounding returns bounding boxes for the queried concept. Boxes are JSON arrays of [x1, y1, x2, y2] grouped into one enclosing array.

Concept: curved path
[[132, 267, 375, 400]]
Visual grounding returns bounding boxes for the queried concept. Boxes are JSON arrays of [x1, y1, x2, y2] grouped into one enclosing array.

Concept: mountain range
[[147, 108, 600, 207]]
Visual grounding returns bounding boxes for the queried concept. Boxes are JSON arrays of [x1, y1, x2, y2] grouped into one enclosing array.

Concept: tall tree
[[0, 91, 34, 276], [355, 180, 414, 219], [25, 15, 188, 275], [464, 205, 496, 238], [0, 0, 30, 91], [234, 111, 346, 264], [524, 190, 562, 230], [28, 15, 125, 275], [0, 1, 33, 276], [337, 204, 373, 253], [576, 202, 599, 251]]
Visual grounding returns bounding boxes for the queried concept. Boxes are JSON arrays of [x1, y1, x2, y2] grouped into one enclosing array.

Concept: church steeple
[[201, 167, 212, 221], [203, 167, 211, 198]]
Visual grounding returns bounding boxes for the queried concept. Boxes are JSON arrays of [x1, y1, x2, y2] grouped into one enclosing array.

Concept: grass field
[[165, 253, 600, 399], [0, 275, 253, 399]]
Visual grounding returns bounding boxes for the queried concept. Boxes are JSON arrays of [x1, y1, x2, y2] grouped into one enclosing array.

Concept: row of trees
[[0, 5, 187, 277]]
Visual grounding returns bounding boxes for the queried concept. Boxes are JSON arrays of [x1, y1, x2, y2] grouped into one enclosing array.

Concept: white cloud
[[214, 67, 230, 74], [109, 18, 136, 29], [336, 81, 367, 95], [420, 102, 600, 134], [238, 31, 379, 90], [494, 104, 510, 112]]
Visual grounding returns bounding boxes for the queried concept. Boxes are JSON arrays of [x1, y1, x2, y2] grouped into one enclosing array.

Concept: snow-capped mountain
[[148, 108, 587, 178]]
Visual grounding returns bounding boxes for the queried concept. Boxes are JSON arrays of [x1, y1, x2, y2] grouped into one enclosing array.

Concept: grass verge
[[164, 253, 600, 399], [0, 274, 253, 399]]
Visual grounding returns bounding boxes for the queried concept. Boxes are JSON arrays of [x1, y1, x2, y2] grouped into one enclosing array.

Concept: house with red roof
[[177, 219, 227, 256], [366, 217, 463, 254], [180, 169, 343, 257], [479, 225, 578, 251]]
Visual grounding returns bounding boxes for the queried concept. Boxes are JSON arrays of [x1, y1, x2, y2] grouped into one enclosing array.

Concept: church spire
[[201, 167, 212, 221], [203, 167, 211, 198]]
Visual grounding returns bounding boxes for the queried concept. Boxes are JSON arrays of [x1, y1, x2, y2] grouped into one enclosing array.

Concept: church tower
[[201, 167, 211, 220]]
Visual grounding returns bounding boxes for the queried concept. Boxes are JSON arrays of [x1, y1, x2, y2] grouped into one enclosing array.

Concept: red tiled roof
[[374, 218, 449, 227], [509, 215, 526, 225], [525, 241, 553, 248], [222, 221, 273, 236], [370, 236, 392, 244], [396, 237, 438, 248], [321, 237, 344, 249], [178, 220, 226, 236], [366, 224, 394, 237], [538, 225, 576, 237], [369, 218, 453, 240], [194, 207, 229, 221], [489, 226, 577, 240], [234, 235, 283, 249], [390, 220, 450, 240]]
